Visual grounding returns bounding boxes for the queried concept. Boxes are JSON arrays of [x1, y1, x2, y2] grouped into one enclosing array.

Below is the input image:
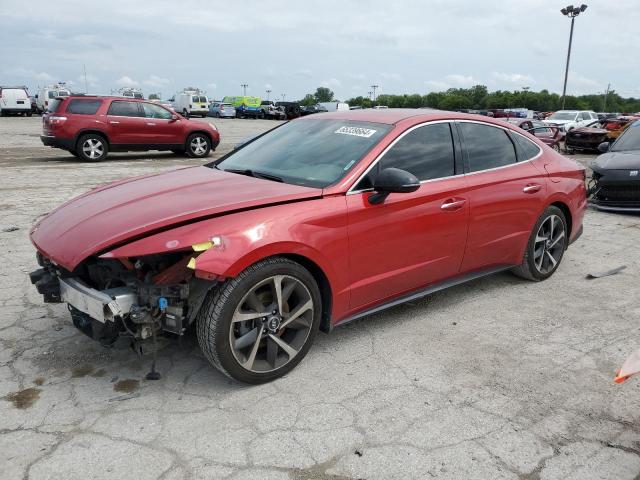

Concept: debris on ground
[[2, 226, 19, 232], [586, 265, 627, 279], [108, 392, 141, 402]]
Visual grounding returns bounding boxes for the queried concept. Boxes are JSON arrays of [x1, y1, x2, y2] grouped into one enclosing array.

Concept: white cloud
[[380, 72, 402, 81], [444, 74, 477, 86], [320, 78, 341, 89], [295, 69, 312, 77], [35, 72, 54, 82], [491, 72, 536, 86], [346, 73, 366, 81], [207, 82, 217, 89], [116, 75, 139, 87], [264, 83, 272, 90], [424, 80, 451, 91], [143, 75, 170, 88]]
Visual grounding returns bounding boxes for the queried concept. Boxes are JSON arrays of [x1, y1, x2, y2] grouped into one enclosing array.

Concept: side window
[[107, 101, 143, 117], [378, 123, 456, 181], [66, 99, 102, 115], [460, 123, 517, 172], [512, 133, 542, 161], [142, 103, 172, 119]]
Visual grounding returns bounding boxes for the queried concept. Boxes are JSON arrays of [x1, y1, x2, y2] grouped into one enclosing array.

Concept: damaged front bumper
[[29, 253, 215, 346]]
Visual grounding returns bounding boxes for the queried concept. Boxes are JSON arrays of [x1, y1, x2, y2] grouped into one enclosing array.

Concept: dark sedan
[[589, 120, 640, 212]]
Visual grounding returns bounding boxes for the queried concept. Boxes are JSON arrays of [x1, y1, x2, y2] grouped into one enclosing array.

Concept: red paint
[[31, 110, 586, 326]]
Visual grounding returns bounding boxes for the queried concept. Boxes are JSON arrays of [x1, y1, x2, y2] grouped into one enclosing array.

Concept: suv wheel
[[197, 257, 321, 384], [76, 134, 108, 162], [183, 109, 190, 119], [512, 206, 568, 281], [186, 133, 211, 158]]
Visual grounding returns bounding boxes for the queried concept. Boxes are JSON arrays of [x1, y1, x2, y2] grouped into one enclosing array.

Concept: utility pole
[[603, 83, 611, 112], [281, 93, 286, 101], [241, 84, 248, 96], [560, 4, 588, 110], [83, 64, 88, 93], [266, 89, 272, 101], [370, 84, 379, 104]]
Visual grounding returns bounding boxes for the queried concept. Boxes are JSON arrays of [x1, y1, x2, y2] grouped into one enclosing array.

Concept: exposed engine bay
[[29, 251, 215, 347]]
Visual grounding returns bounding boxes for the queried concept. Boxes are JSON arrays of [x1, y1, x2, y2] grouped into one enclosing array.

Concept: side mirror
[[170, 114, 179, 121], [597, 142, 610, 153], [368, 168, 420, 205]]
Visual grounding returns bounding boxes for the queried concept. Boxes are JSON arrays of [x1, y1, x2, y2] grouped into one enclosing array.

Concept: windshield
[[612, 121, 640, 152], [213, 119, 391, 188], [549, 112, 577, 121]]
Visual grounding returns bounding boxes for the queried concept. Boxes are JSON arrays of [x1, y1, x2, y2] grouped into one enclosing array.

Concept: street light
[[370, 84, 379, 104], [281, 93, 286, 101], [241, 83, 248, 96], [265, 89, 272, 101], [560, 4, 587, 109]]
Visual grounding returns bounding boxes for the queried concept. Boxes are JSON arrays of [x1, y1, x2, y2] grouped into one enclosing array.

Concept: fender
[[101, 196, 352, 319]]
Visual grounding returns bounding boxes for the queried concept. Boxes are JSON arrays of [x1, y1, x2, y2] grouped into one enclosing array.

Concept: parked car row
[[565, 116, 639, 153]]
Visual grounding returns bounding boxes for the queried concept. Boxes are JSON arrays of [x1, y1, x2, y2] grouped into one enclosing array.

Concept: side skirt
[[331, 265, 513, 331]]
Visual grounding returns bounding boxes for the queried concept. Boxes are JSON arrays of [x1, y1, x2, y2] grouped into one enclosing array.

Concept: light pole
[[560, 4, 587, 110], [281, 93, 286, 101], [370, 84, 379, 105], [266, 89, 272, 101], [241, 83, 248, 96]]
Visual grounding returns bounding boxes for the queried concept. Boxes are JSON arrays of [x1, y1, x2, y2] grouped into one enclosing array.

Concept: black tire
[[197, 257, 322, 384], [69, 150, 79, 158], [26, 110, 32, 117], [512, 206, 568, 281], [76, 133, 108, 162], [185, 133, 211, 158], [183, 109, 190, 119]]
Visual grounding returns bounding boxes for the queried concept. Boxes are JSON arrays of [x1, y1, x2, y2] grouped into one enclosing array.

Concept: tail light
[[220, 106, 224, 111], [49, 116, 67, 125]]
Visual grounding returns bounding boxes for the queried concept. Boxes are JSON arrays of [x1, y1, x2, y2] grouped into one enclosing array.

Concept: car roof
[[297, 108, 513, 126]]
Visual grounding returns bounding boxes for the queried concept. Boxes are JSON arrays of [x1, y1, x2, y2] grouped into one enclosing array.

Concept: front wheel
[[197, 257, 321, 384], [186, 133, 211, 158], [512, 206, 568, 281]]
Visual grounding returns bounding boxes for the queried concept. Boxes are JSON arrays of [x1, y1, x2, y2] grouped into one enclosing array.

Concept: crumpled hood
[[31, 166, 322, 270], [591, 150, 640, 171], [570, 127, 607, 135], [542, 119, 574, 126]]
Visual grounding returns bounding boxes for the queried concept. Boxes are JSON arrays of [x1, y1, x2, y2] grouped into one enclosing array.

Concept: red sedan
[[29, 110, 586, 383]]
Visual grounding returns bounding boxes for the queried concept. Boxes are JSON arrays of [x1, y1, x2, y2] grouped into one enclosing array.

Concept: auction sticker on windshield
[[335, 126, 377, 138]]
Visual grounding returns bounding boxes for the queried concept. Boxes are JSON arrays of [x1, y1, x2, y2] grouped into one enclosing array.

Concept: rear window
[[512, 132, 542, 161], [192, 96, 207, 103], [66, 99, 102, 115], [46, 98, 63, 113]]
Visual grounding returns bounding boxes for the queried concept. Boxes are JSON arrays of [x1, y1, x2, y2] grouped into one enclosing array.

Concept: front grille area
[[595, 184, 640, 208]]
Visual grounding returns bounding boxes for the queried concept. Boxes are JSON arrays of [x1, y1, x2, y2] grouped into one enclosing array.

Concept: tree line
[[299, 85, 640, 113]]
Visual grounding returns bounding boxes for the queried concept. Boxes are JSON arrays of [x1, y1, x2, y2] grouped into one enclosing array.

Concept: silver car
[[208, 102, 236, 118]]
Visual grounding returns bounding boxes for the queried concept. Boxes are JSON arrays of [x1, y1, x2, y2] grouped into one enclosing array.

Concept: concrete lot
[[1, 115, 639, 480]]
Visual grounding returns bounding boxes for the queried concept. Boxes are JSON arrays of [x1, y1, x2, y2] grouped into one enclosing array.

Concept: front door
[[141, 102, 182, 145], [346, 122, 469, 310]]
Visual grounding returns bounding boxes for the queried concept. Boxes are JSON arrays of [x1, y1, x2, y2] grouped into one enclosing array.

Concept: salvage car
[[29, 110, 586, 383], [566, 117, 635, 153], [504, 118, 564, 151], [589, 119, 640, 211], [542, 110, 598, 132], [41, 95, 219, 161]]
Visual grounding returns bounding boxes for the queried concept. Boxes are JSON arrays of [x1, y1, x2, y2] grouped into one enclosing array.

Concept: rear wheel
[[186, 133, 211, 158], [76, 134, 108, 162], [183, 109, 189, 119], [512, 206, 567, 281], [197, 257, 321, 384]]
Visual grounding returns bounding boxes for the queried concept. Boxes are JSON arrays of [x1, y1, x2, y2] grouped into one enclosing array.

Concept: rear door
[[457, 121, 547, 271], [141, 102, 182, 145], [346, 122, 469, 309], [106, 101, 146, 145]]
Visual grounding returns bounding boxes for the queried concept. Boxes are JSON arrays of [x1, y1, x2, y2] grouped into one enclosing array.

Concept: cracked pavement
[[1, 116, 640, 479]]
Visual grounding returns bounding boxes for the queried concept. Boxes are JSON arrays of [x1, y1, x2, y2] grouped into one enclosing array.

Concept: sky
[[1, 0, 639, 101]]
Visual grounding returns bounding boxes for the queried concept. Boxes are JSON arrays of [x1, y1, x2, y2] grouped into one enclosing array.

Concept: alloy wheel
[[82, 138, 104, 160], [229, 275, 314, 373], [190, 136, 208, 156], [533, 214, 566, 274]]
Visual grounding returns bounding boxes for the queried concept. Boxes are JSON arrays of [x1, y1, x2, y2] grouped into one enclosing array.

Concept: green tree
[[148, 93, 160, 100], [314, 87, 334, 103]]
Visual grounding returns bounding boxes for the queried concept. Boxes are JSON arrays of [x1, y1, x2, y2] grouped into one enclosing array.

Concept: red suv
[[41, 95, 220, 161]]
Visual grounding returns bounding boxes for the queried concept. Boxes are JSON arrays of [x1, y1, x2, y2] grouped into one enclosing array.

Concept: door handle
[[109, 121, 120, 124], [523, 184, 542, 194], [146, 122, 156, 126], [441, 198, 466, 211]]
